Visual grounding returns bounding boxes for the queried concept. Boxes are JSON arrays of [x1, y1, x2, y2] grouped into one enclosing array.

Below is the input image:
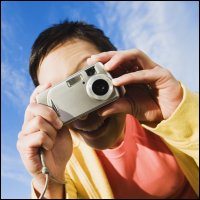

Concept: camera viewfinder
[[86, 67, 96, 76], [66, 75, 82, 87]]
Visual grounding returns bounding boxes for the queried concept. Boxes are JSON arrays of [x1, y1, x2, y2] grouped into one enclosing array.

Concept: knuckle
[[108, 51, 116, 55], [47, 108, 57, 121], [127, 72, 134, 79], [157, 67, 172, 77], [152, 66, 162, 75], [35, 116, 44, 127], [153, 65, 161, 70], [39, 132, 54, 150], [38, 132, 47, 145], [30, 92, 37, 102], [114, 53, 124, 62], [92, 52, 105, 58], [103, 51, 112, 55], [50, 128, 57, 140], [26, 103, 35, 113], [153, 66, 173, 80], [132, 48, 141, 55], [100, 52, 107, 56], [140, 70, 148, 79], [163, 68, 172, 76], [48, 140, 54, 150]]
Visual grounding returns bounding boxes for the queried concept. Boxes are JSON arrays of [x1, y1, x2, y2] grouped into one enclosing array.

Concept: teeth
[[78, 119, 105, 132]]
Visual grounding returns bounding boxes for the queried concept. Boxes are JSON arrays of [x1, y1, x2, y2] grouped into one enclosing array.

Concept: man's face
[[38, 39, 126, 150]]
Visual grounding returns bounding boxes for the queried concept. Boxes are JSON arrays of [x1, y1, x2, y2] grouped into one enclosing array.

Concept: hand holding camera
[[17, 84, 73, 198], [87, 49, 183, 123]]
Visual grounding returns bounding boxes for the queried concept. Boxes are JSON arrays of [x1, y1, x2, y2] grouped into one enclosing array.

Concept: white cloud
[[2, 62, 34, 107], [2, 170, 30, 186], [96, 1, 199, 92], [1, 151, 31, 186], [2, 18, 34, 108]]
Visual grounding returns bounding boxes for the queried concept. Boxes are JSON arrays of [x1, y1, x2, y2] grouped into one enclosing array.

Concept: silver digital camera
[[36, 62, 125, 124]]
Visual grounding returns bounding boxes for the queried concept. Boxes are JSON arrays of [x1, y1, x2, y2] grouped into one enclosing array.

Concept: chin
[[71, 113, 126, 150]]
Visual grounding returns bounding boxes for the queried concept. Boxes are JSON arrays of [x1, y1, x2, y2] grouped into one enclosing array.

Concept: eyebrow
[[75, 56, 91, 71]]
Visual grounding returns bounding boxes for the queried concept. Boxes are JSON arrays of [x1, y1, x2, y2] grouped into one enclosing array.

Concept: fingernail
[[91, 55, 97, 59], [87, 57, 96, 65], [87, 58, 93, 65], [104, 60, 113, 70], [112, 78, 119, 85], [43, 83, 51, 88], [55, 118, 63, 129]]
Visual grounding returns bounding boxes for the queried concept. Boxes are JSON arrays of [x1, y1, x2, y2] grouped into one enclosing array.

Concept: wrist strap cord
[[39, 148, 49, 199], [38, 148, 67, 199]]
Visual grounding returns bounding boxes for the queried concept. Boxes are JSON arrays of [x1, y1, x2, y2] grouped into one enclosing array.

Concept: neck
[[109, 125, 125, 149]]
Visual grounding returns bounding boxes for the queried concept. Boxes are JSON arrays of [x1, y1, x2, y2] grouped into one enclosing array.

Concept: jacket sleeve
[[64, 171, 78, 199], [142, 83, 199, 166]]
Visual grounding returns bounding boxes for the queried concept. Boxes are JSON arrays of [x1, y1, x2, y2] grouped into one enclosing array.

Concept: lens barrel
[[86, 74, 113, 100], [92, 79, 109, 96]]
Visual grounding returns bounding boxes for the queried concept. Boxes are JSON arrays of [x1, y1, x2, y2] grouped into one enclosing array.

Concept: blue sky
[[1, 1, 199, 198]]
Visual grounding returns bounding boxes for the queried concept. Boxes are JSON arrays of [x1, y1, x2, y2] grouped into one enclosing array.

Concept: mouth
[[72, 117, 111, 138]]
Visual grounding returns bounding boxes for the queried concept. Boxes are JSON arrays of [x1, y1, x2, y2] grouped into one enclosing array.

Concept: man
[[17, 21, 198, 198]]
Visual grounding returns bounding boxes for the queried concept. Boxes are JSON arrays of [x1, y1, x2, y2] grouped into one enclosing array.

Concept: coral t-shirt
[[96, 115, 197, 199]]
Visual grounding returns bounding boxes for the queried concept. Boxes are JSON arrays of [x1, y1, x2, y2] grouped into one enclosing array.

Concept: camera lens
[[86, 74, 113, 100], [92, 79, 109, 96]]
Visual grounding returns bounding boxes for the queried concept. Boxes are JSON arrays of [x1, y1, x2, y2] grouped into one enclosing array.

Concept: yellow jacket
[[32, 84, 199, 198]]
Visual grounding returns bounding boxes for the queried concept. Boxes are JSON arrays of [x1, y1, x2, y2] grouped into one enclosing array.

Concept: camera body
[[36, 62, 125, 124]]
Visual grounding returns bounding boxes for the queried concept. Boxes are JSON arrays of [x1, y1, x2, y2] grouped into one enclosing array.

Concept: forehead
[[37, 39, 100, 85]]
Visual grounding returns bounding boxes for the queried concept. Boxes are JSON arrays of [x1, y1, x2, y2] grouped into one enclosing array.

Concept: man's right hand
[[17, 83, 73, 198]]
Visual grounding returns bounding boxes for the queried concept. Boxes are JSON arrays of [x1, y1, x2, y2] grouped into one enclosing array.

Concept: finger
[[24, 103, 63, 130], [103, 49, 157, 71], [17, 131, 54, 151], [112, 66, 162, 86], [87, 51, 117, 65], [21, 116, 57, 141], [98, 98, 132, 116], [30, 83, 51, 103]]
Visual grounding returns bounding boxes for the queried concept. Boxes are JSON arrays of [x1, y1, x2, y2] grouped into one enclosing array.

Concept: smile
[[73, 117, 110, 137]]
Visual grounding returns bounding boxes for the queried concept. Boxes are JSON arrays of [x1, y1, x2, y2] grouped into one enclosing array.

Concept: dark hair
[[29, 20, 117, 86]]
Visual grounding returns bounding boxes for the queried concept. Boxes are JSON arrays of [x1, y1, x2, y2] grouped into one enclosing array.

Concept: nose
[[78, 114, 88, 120]]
